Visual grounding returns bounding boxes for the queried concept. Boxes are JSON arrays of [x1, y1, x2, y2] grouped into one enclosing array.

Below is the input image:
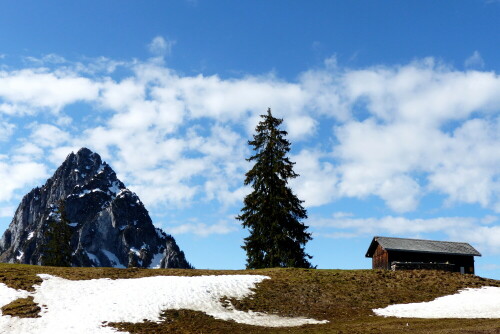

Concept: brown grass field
[[1, 263, 500, 333]]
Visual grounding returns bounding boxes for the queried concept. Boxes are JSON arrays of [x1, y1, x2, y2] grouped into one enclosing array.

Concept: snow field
[[374, 286, 500, 318], [0, 284, 30, 308], [0, 274, 328, 334]]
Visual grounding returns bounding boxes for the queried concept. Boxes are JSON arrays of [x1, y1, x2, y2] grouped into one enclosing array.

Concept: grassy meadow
[[1, 264, 500, 333]]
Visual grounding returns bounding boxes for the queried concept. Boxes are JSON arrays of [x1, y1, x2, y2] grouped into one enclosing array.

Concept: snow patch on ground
[[0, 284, 30, 307], [0, 274, 327, 333], [27, 232, 35, 240], [374, 286, 500, 318]]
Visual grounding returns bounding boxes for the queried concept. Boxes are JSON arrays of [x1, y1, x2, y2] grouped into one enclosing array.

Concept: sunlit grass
[[1, 264, 500, 333]]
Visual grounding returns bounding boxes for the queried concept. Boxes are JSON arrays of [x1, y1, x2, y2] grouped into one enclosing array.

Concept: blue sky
[[1, 0, 500, 277]]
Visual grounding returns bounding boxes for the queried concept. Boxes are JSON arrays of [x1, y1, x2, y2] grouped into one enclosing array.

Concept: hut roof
[[365, 236, 481, 258]]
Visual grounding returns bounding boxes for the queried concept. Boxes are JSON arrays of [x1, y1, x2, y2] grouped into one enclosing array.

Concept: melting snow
[[96, 164, 105, 174], [16, 251, 24, 261], [76, 189, 105, 198], [117, 189, 128, 198], [108, 181, 121, 195], [101, 250, 125, 269], [148, 251, 164, 269], [0, 274, 327, 333], [155, 228, 166, 240], [129, 248, 140, 256], [27, 232, 35, 240], [374, 286, 500, 318], [0, 284, 29, 307], [85, 252, 100, 266]]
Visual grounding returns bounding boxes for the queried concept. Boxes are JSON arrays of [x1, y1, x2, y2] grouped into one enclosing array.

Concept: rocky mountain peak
[[0, 148, 192, 269]]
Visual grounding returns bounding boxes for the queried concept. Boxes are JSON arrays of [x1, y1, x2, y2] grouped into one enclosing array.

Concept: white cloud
[[290, 150, 339, 207], [335, 120, 427, 212], [11, 143, 45, 164], [313, 214, 500, 254], [0, 160, 48, 201], [24, 54, 67, 66], [335, 215, 472, 235], [14, 142, 43, 157], [100, 78, 145, 111], [168, 220, 238, 237], [426, 118, 500, 209], [465, 51, 485, 69], [48, 146, 81, 165], [0, 121, 14, 141], [148, 36, 176, 56], [0, 69, 100, 113], [29, 124, 70, 148], [2, 54, 500, 239], [448, 225, 500, 254], [332, 114, 500, 212], [285, 115, 317, 140], [299, 65, 349, 121], [176, 73, 309, 123], [0, 206, 14, 218], [131, 182, 198, 209], [329, 61, 500, 212], [341, 59, 500, 124]]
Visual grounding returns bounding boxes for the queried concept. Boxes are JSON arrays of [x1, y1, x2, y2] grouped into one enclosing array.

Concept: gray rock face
[[0, 148, 192, 269]]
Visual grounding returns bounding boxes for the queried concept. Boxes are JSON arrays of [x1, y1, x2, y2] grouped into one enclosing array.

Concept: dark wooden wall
[[372, 244, 390, 270], [388, 250, 475, 274], [371, 244, 475, 274]]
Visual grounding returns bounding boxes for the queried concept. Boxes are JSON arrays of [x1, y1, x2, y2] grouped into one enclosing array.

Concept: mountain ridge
[[0, 147, 192, 269]]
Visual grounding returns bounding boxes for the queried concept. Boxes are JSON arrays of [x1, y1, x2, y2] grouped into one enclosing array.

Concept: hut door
[[460, 267, 465, 274]]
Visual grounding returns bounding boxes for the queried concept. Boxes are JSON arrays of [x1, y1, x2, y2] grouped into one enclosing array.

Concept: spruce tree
[[237, 108, 313, 269], [41, 200, 72, 267]]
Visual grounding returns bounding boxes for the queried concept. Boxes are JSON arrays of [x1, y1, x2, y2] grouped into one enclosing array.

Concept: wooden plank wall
[[388, 251, 475, 274], [372, 245, 389, 269]]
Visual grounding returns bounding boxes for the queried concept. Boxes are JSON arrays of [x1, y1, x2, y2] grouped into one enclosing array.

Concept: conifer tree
[[237, 108, 313, 269], [41, 200, 72, 267]]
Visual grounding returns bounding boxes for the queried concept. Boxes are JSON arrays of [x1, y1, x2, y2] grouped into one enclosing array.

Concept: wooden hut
[[365, 236, 481, 274]]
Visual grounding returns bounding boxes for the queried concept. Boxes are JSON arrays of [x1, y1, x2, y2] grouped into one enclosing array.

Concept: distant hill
[[0, 265, 499, 333], [0, 148, 192, 269]]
